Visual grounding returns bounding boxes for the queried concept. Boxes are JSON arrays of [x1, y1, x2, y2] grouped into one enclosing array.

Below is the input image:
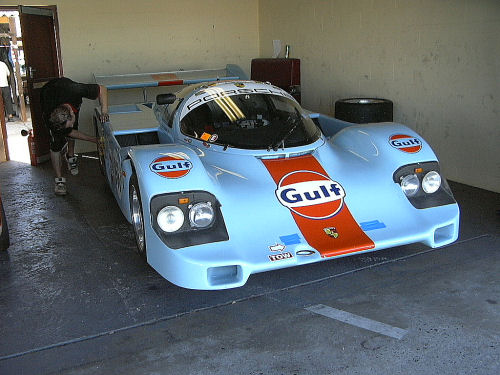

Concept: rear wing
[[94, 64, 247, 90]]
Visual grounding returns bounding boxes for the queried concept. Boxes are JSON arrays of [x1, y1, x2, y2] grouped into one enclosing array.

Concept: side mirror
[[156, 93, 176, 105]]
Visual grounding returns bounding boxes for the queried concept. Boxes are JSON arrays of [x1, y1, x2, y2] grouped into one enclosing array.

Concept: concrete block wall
[[2, 0, 498, 192], [259, 0, 500, 192]]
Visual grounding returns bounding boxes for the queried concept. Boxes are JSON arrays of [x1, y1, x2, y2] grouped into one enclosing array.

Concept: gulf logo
[[276, 170, 346, 220], [389, 134, 422, 153], [150, 155, 192, 178]]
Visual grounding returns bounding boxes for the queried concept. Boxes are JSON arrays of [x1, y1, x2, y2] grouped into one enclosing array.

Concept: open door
[[19, 5, 62, 165]]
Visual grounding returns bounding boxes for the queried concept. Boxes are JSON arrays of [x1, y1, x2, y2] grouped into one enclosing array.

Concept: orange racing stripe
[[263, 154, 375, 258]]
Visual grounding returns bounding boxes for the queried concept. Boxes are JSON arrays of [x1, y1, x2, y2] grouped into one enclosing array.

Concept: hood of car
[[196, 143, 377, 259]]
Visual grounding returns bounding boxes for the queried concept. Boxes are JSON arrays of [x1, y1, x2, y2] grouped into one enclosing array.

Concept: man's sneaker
[[66, 154, 79, 175], [55, 177, 67, 196]]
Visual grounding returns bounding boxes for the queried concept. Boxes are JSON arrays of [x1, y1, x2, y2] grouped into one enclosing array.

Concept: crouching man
[[40, 77, 109, 195]]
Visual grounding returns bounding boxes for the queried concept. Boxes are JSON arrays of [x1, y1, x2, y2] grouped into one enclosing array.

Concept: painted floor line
[[305, 304, 408, 340]]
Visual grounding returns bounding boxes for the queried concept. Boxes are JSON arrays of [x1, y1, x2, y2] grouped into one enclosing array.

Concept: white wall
[[259, 0, 500, 192]]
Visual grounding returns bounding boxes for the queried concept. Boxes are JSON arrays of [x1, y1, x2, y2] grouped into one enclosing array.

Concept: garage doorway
[[0, 5, 62, 165]]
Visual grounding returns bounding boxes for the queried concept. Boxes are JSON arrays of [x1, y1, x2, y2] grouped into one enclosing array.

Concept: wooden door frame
[[20, 5, 63, 77], [19, 5, 63, 164], [0, 5, 63, 164]]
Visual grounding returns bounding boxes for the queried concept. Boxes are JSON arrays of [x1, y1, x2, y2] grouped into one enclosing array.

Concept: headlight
[[157, 206, 184, 232], [422, 171, 441, 194], [400, 174, 420, 197], [189, 202, 214, 228], [393, 162, 455, 209]]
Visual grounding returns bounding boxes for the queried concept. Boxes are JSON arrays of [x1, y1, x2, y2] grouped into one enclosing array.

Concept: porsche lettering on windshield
[[185, 87, 292, 112]]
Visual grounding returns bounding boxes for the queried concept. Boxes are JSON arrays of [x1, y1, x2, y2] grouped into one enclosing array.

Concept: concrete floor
[[0, 156, 499, 375], [4, 108, 32, 164]]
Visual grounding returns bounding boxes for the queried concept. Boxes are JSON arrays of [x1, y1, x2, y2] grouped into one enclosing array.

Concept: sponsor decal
[[269, 252, 294, 262], [200, 132, 211, 141], [360, 220, 386, 231], [280, 234, 302, 245], [150, 155, 192, 178], [389, 134, 422, 153], [276, 170, 346, 220], [183, 86, 293, 114], [209, 134, 218, 143], [269, 243, 286, 252], [296, 250, 316, 257], [263, 155, 375, 258], [324, 227, 339, 238]]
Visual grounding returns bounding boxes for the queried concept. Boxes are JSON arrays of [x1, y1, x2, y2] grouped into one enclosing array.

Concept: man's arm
[[67, 129, 97, 144]]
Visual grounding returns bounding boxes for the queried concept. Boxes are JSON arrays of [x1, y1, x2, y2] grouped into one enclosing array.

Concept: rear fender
[[117, 158, 133, 222], [309, 112, 353, 138]]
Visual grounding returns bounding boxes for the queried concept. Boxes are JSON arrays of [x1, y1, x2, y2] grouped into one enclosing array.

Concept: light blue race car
[[94, 66, 459, 290]]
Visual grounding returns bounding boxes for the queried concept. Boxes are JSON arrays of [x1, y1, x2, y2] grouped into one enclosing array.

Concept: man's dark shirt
[[40, 77, 100, 136]]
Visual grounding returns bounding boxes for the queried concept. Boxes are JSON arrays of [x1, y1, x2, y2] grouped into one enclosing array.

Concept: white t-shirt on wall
[[0, 61, 10, 88]]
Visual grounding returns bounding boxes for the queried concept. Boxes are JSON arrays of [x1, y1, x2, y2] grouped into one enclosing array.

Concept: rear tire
[[94, 117, 106, 176], [335, 98, 393, 123], [129, 173, 147, 260]]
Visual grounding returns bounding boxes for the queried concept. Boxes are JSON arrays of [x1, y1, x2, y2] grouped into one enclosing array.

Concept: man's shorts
[[49, 121, 79, 152]]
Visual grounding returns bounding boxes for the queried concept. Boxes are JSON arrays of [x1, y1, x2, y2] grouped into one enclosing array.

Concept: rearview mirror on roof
[[156, 93, 177, 105]]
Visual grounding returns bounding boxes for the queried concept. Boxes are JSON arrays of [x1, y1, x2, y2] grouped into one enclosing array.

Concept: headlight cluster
[[150, 191, 229, 249], [157, 202, 214, 233], [393, 161, 456, 210], [400, 170, 441, 197]]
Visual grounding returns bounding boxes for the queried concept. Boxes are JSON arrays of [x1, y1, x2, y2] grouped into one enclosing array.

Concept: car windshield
[[180, 93, 321, 150]]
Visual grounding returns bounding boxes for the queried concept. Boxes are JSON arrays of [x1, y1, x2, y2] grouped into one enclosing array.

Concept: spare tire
[[335, 98, 393, 123]]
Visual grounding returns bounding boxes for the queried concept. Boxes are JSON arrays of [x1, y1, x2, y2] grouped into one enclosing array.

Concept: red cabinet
[[251, 58, 301, 103]]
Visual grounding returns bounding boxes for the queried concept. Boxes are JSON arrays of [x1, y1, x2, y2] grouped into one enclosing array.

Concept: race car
[[0, 190, 9, 251], [94, 66, 459, 290]]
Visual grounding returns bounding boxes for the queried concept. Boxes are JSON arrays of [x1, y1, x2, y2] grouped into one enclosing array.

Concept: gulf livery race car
[[94, 66, 459, 290]]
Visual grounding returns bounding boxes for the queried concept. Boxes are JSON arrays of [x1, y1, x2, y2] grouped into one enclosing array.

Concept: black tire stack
[[335, 98, 393, 123]]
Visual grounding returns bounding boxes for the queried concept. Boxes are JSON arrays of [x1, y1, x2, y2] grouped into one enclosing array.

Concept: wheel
[[335, 98, 393, 123], [129, 173, 146, 260], [0, 198, 10, 251], [94, 117, 106, 176]]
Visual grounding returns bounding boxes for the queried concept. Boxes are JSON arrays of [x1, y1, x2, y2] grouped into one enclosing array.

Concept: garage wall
[[1, 0, 259, 152], [258, 0, 500, 193]]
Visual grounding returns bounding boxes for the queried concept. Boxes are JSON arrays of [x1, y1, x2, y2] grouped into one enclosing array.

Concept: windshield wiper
[[267, 110, 302, 151]]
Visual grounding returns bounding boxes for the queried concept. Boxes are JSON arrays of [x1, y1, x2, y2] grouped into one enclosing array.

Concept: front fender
[[329, 123, 439, 167], [125, 144, 215, 221]]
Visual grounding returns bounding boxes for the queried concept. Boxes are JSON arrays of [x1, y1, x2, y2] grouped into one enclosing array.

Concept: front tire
[[129, 173, 146, 260], [0, 198, 10, 251]]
